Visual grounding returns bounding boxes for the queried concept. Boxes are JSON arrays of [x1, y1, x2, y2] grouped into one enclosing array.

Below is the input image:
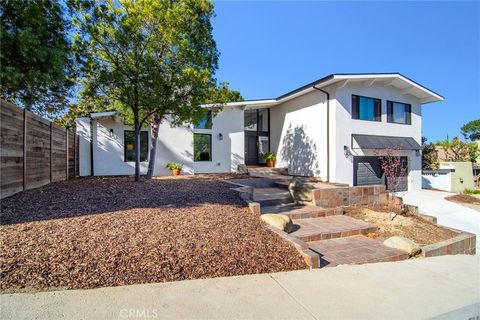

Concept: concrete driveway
[[402, 189, 480, 253]]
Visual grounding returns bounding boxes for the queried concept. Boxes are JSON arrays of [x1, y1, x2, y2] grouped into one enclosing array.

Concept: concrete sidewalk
[[1, 255, 479, 320], [402, 189, 480, 253]]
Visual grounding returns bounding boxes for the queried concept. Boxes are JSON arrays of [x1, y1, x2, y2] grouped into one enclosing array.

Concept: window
[[258, 108, 269, 132], [244, 109, 257, 131], [387, 101, 411, 124], [194, 110, 212, 129], [194, 133, 212, 161], [352, 95, 381, 121], [124, 131, 148, 162]]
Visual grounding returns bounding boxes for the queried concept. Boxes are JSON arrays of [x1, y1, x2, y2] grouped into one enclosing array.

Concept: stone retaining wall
[[312, 185, 387, 208], [421, 231, 476, 257]]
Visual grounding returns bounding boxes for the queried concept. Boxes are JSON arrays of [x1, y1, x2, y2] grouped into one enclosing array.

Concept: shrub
[[165, 162, 183, 171], [464, 188, 480, 195], [263, 152, 276, 161]]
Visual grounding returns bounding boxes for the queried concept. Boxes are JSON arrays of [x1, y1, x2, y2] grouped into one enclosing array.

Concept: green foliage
[[165, 162, 183, 171], [0, 0, 74, 115], [461, 119, 480, 141], [71, 0, 232, 180], [435, 137, 479, 163], [464, 188, 480, 195], [263, 152, 276, 161], [422, 137, 439, 170]]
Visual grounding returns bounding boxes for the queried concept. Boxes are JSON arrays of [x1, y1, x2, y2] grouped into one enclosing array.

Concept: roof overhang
[[216, 73, 444, 109], [352, 134, 422, 150], [89, 111, 117, 119]]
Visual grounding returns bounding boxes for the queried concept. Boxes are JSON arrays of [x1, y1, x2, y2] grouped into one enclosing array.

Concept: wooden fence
[[1, 100, 79, 199]]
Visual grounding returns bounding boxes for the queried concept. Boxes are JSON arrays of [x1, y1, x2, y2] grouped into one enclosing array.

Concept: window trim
[[352, 94, 382, 122], [124, 130, 149, 162], [387, 100, 412, 125], [193, 133, 212, 162]]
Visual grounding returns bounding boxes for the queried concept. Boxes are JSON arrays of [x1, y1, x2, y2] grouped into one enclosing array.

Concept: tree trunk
[[146, 115, 161, 180], [134, 114, 140, 182]]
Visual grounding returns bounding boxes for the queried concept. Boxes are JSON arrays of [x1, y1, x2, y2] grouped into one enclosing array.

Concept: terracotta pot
[[172, 169, 181, 176], [266, 160, 275, 168]]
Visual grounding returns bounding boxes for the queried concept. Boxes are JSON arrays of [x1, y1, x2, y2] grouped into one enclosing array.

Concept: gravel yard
[[0, 175, 306, 293]]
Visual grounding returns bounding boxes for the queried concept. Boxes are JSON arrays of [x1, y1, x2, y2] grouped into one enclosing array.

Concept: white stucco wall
[[193, 106, 244, 173], [422, 171, 452, 191], [331, 82, 423, 190], [270, 90, 328, 179], [76, 107, 243, 177]]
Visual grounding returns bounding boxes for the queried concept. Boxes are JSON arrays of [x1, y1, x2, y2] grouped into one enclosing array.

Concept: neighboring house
[[76, 73, 443, 191]]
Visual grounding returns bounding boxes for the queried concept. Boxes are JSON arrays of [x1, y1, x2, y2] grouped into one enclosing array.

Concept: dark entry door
[[245, 134, 258, 165]]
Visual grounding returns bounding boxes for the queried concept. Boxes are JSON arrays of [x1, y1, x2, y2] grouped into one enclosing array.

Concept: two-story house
[[76, 73, 443, 191]]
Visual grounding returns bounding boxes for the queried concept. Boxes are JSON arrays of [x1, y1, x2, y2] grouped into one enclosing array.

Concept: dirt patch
[[344, 206, 458, 246], [0, 174, 306, 293], [446, 194, 480, 205]]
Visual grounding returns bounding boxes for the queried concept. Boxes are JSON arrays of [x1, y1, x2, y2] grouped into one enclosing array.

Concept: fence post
[[23, 109, 27, 191], [74, 130, 77, 178], [65, 128, 69, 180], [50, 122, 53, 182]]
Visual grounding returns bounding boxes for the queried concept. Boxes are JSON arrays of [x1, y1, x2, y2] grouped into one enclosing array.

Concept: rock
[[261, 214, 294, 233], [383, 236, 421, 256], [288, 179, 317, 202]]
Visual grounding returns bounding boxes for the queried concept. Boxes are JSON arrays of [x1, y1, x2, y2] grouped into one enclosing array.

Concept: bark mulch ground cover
[[0, 174, 306, 293], [446, 194, 480, 205], [344, 206, 458, 246]]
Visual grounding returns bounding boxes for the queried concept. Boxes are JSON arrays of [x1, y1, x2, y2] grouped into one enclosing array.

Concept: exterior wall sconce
[[218, 133, 223, 141], [415, 149, 421, 157], [109, 128, 114, 137], [344, 145, 351, 157]]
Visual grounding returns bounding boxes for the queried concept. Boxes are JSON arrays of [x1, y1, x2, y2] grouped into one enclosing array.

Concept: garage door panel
[[354, 156, 408, 191]]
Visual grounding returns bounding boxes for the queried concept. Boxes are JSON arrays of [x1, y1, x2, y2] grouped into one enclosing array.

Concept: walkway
[[1, 255, 479, 320], [402, 189, 480, 253]]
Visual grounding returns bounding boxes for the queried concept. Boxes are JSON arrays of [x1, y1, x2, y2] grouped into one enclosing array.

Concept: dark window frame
[[387, 100, 412, 125], [124, 130, 149, 162], [193, 133, 212, 162], [352, 94, 382, 122], [193, 110, 213, 129]]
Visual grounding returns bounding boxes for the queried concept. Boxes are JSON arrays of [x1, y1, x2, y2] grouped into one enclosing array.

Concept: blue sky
[[212, 1, 480, 142]]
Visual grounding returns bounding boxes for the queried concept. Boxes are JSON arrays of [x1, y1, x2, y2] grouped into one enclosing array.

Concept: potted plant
[[263, 152, 276, 168], [165, 162, 183, 176]]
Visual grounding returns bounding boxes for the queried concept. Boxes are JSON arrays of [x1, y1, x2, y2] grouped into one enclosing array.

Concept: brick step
[[252, 187, 293, 206], [289, 215, 377, 242], [261, 204, 342, 219], [307, 235, 410, 267]]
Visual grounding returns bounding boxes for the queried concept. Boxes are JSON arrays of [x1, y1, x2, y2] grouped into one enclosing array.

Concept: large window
[[387, 101, 411, 124], [124, 131, 148, 162], [244, 109, 257, 131], [352, 95, 381, 121], [194, 110, 212, 129], [194, 133, 212, 161]]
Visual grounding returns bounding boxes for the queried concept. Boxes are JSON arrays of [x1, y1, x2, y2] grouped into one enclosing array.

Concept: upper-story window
[[352, 95, 381, 122], [387, 101, 411, 125], [194, 110, 212, 129]]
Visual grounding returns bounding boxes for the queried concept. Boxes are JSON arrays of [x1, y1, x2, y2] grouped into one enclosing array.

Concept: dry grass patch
[[344, 206, 458, 246]]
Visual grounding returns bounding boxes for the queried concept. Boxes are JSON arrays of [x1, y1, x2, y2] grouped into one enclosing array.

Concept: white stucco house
[[76, 73, 443, 191]]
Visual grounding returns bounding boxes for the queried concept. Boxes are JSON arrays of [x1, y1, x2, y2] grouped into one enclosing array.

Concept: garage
[[353, 156, 408, 191]]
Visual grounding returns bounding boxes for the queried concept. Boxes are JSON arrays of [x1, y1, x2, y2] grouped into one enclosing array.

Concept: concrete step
[[261, 204, 342, 219], [252, 187, 294, 206], [307, 235, 410, 267], [289, 215, 377, 242]]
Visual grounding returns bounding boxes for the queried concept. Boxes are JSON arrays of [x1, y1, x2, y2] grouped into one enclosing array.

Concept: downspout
[[89, 116, 94, 176], [313, 86, 330, 182]]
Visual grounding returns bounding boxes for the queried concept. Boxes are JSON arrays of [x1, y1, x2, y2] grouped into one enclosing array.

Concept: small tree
[[421, 137, 439, 170], [436, 137, 479, 163], [461, 119, 480, 141], [374, 146, 407, 219]]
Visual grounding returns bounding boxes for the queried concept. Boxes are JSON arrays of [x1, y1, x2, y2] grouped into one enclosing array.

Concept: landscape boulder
[[288, 179, 318, 202], [261, 214, 294, 233], [383, 236, 421, 256]]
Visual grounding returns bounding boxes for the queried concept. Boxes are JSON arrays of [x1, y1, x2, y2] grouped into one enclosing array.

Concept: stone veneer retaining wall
[[312, 185, 388, 208], [421, 231, 476, 257]]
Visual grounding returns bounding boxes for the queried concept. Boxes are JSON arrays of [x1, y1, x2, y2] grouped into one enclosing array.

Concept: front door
[[245, 134, 258, 165]]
